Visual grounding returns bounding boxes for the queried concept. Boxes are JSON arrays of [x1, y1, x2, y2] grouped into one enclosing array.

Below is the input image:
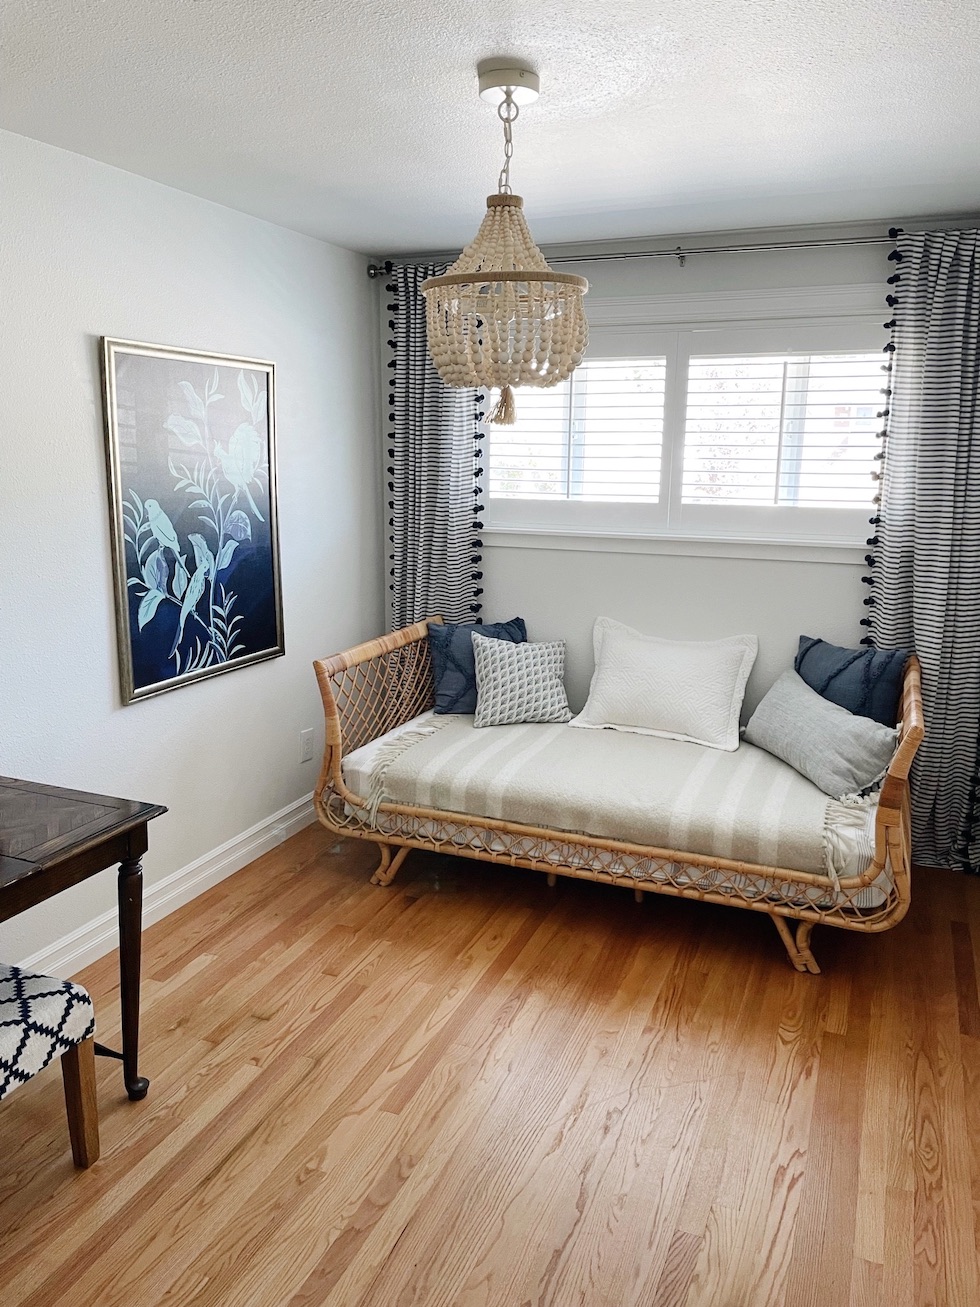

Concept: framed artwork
[[101, 338, 284, 703]]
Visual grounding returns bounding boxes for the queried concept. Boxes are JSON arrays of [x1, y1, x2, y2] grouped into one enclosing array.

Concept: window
[[486, 308, 887, 546], [488, 359, 666, 503], [682, 353, 882, 507]]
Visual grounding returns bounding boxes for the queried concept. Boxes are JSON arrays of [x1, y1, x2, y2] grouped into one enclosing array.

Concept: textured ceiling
[[3, 0, 980, 253]]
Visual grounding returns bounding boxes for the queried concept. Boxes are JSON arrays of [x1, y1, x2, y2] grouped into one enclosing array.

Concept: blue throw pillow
[[428, 619, 527, 714], [795, 635, 910, 727]]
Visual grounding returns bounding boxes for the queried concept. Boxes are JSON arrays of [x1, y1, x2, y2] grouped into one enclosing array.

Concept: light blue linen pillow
[[743, 671, 898, 800]]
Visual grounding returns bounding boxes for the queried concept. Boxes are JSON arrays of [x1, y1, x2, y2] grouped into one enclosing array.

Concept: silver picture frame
[[101, 337, 285, 703]]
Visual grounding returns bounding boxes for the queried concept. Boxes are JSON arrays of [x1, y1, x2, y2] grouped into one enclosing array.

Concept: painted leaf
[[251, 389, 267, 427], [237, 370, 256, 413], [178, 381, 206, 421], [137, 589, 166, 630], [205, 369, 223, 404], [216, 539, 238, 572], [164, 414, 203, 447], [142, 547, 168, 593], [226, 510, 252, 542], [171, 558, 189, 599]]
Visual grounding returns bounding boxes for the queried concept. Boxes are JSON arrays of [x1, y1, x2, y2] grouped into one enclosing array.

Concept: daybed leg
[[795, 921, 821, 975], [546, 873, 557, 888], [772, 915, 809, 973], [634, 888, 644, 903], [370, 843, 411, 887], [370, 842, 391, 885]]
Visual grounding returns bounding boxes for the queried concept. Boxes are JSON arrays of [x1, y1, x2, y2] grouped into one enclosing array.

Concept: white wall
[[483, 546, 865, 715], [0, 130, 382, 965], [483, 237, 893, 713]]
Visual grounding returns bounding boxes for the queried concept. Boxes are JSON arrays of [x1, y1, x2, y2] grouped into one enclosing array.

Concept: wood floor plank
[[849, 1255, 883, 1307], [683, 1202, 743, 1306], [951, 920, 980, 1040], [651, 1229, 702, 1307], [0, 834, 978, 1304]]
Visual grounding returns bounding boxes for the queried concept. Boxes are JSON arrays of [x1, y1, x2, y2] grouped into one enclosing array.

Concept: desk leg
[[118, 857, 149, 1101]]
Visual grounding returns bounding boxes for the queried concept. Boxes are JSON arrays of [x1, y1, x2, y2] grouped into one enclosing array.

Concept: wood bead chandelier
[[421, 63, 589, 425]]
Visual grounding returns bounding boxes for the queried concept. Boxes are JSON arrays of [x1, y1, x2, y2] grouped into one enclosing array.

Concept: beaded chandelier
[[421, 64, 589, 425]]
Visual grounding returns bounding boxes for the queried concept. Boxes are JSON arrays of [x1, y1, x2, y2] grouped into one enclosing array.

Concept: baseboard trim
[[21, 793, 316, 977]]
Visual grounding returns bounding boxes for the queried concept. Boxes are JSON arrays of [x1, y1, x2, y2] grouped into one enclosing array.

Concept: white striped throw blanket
[[343, 714, 877, 882]]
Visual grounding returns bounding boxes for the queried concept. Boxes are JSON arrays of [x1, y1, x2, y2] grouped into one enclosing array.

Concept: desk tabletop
[[0, 777, 166, 889]]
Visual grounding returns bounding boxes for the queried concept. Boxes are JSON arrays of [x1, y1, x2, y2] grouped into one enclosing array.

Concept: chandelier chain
[[497, 91, 518, 194]]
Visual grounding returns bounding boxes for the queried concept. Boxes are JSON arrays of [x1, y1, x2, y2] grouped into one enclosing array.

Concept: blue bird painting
[[115, 351, 281, 695]]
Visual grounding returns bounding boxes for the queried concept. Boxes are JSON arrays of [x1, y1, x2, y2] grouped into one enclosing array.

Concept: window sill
[[482, 526, 867, 566]]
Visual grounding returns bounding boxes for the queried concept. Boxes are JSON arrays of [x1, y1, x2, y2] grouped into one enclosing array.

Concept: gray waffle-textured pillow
[[472, 632, 572, 728]]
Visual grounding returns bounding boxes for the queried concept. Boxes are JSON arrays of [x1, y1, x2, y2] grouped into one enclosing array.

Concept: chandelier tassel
[[486, 385, 516, 426]]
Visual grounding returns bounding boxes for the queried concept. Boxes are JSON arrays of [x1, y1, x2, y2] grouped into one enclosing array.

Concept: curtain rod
[[366, 230, 900, 277]]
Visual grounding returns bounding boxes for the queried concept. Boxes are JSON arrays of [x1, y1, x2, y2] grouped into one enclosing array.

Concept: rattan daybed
[[313, 619, 924, 974]]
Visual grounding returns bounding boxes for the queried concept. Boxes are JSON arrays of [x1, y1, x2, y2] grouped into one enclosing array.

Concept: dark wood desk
[[0, 777, 167, 1100]]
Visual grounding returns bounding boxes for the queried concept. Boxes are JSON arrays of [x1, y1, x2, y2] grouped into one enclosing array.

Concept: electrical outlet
[[299, 728, 315, 764]]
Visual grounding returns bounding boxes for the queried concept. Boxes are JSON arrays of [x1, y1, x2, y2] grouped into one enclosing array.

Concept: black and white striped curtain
[[384, 264, 484, 630], [866, 230, 980, 872]]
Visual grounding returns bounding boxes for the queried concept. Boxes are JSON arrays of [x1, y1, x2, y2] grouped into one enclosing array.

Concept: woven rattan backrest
[[331, 641, 434, 756], [314, 620, 437, 759]]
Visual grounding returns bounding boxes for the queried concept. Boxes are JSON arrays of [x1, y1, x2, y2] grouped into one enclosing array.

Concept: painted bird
[[145, 497, 188, 585], [169, 536, 212, 659], [145, 499, 183, 559]]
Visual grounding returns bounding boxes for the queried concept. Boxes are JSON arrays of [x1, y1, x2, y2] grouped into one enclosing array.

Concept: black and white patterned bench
[[0, 964, 100, 1167]]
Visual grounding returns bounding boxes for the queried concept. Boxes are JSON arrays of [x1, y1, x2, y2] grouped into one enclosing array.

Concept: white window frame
[[484, 283, 888, 555], [486, 333, 675, 538]]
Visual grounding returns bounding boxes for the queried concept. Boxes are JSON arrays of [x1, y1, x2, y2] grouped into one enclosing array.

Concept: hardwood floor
[[1, 825, 978, 1306]]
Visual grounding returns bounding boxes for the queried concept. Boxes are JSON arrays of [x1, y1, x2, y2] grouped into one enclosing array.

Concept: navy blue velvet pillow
[[428, 619, 527, 714], [795, 636, 910, 727]]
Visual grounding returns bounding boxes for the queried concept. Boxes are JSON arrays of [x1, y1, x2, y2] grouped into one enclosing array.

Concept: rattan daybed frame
[[313, 619, 924, 974]]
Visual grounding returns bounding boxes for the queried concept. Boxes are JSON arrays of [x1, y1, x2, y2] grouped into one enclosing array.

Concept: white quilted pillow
[[570, 617, 758, 750], [472, 632, 572, 728]]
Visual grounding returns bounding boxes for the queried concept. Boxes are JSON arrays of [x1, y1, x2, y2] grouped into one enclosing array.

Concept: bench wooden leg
[[370, 842, 411, 887], [795, 920, 821, 975], [771, 915, 821, 974], [546, 873, 557, 888], [61, 1036, 100, 1168]]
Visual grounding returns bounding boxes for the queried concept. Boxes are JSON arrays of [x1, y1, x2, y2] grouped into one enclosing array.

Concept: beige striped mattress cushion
[[342, 712, 880, 884]]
